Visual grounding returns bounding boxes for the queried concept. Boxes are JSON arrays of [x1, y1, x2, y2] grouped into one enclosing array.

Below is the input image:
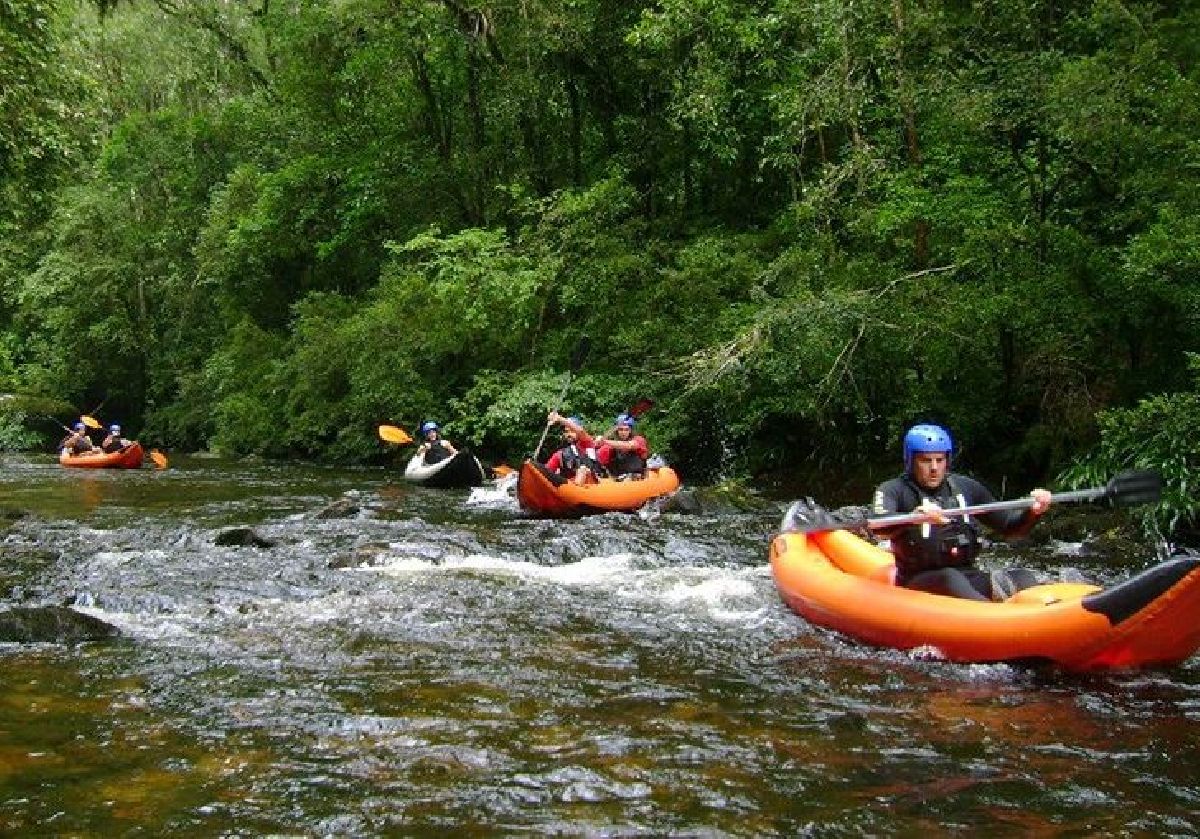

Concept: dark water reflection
[[1, 454, 1197, 835]]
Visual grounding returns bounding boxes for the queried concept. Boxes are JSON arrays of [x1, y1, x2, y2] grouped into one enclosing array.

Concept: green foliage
[[0, 393, 77, 452], [0, 0, 1196, 514], [1059, 355, 1200, 535], [450, 369, 643, 462], [202, 320, 285, 457]]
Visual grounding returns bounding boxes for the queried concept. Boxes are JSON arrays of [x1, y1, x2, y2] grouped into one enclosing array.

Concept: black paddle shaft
[[785, 469, 1163, 534]]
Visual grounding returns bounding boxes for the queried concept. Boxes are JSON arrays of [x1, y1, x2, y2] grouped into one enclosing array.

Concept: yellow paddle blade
[[150, 449, 169, 469], [80, 415, 103, 429], [377, 424, 413, 445]]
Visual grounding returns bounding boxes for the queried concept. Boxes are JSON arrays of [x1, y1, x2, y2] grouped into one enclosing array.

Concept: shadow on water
[[0, 453, 1197, 835]]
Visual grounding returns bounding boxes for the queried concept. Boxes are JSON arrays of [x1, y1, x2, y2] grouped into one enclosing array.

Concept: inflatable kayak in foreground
[[403, 449, 486, 489], [59, 442, 145, 470], [769, 526, 1200, 671], [517, 459, 680, 518]]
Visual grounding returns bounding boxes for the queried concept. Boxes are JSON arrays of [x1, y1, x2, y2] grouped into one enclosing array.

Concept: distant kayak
[[59, 442, 145, 470], [769, 527, 1200, 671], [403, 449, 486, 489], [517, 459, 681, 518]]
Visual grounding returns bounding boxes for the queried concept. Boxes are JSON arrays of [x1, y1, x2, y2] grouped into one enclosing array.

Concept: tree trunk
[[891, 0, 929, 269]]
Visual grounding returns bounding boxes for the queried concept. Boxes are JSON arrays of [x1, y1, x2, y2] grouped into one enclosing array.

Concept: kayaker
[[100, 423, 130, 453], [59, 421, 95, 455], [596, 413, 649, 480], [417, 421, 458, 465], [871, 423, 1052, 601], [544, 411, 604, 486]]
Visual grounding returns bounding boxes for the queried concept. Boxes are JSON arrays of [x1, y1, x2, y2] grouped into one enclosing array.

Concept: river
[[1, 453, 1197, 835]]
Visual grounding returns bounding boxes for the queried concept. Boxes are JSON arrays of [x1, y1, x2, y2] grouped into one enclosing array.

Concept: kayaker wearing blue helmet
[[417, 421, 458, 465], [101, 423, 129, 453], [596, 412, 649, 480], [871, 423, 1052, 601], [59, 421, 95, 455]]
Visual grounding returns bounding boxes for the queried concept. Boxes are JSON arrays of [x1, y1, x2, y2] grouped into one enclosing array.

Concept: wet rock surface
[[213, 527, 277, 548], [0, 605, 120, 643]]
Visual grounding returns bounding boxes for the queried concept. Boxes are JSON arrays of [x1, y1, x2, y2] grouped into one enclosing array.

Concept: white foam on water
[[370, 550, 637, 586], [466, 474, 519, 508], [365, 550, 782, 629]]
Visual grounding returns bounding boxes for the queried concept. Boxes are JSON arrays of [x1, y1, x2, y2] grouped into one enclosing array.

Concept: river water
[[1, 453, 1197, 835]]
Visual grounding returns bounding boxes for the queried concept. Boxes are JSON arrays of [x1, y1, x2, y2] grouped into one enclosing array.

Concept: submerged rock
[[0, 606, 120, 643], [329, 543, 391, 568], [314, 498, 361, 520], [660, 489, 702, 515], [0, 506, 28, 534], [213, 527, 276, 548], [661, 482, 777, 516]]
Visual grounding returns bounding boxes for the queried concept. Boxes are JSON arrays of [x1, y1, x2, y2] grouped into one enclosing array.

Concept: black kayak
[[403, 449, 486, 489]]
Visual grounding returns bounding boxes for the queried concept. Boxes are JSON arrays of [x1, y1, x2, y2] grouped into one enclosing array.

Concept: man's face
[[911, 451, 949, 490], [616, 424, 632, 438]]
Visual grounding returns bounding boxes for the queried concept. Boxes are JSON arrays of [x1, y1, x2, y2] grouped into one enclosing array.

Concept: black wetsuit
[[872, 473, 1040, 601], [606, 446, 646, 479], [422, 440, 453, 465]]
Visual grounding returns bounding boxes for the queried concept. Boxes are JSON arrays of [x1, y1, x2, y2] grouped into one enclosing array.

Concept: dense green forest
[[1, 0, 1197, 522]]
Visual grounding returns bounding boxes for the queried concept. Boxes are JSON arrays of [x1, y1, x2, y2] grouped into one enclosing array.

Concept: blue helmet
[[73, 421, 86, 432], [566, 416, 583, 426], [420, 421, 439, 435], [109, 424, 121, 434], [903, 424, 953, 471], [615, 413, 635, 428]]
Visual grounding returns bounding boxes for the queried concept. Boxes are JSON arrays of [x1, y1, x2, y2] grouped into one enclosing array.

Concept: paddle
[[591, 397, 656, 441], [532, 336, 591, 461], [626, 398, 655, 420], [377, 424, 414, 445], [782, 469, 1163, 534], [82, 415, 168, 468]]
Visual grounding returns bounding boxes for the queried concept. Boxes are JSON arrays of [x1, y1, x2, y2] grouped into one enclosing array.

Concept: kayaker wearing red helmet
[[871, 423, 1052, 601]]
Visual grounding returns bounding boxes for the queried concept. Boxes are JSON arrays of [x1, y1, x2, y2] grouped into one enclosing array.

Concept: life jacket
[[62, 434, 93, 455], [557, 443, 604, 477], [607, 447, 646, 479], [423, 440, 452, 465], [891, 475, 982, 582]]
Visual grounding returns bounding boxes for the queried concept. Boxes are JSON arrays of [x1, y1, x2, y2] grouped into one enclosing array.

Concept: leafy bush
[[1059, 354, 1200, 535]]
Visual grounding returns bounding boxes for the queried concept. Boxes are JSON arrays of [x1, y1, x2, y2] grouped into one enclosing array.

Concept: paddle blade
[[781, 498, 838, 533], [781, 498, 871, 534], [150, 449, 169, 469], [492, 463, 515, 478], [81, 415, 103, 429], [1106, 469, 1163, 507], [627, 398, 655, 418], [377, 424, 413, 445]]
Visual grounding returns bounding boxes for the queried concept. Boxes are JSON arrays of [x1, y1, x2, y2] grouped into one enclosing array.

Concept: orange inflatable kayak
[[60, 442, 145, 469], [517, 459, 681, 518], [769, 528, 1200, 671]]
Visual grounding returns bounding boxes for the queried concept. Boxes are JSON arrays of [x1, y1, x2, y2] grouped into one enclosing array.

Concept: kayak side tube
[[769, 529, 1200, 671]]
